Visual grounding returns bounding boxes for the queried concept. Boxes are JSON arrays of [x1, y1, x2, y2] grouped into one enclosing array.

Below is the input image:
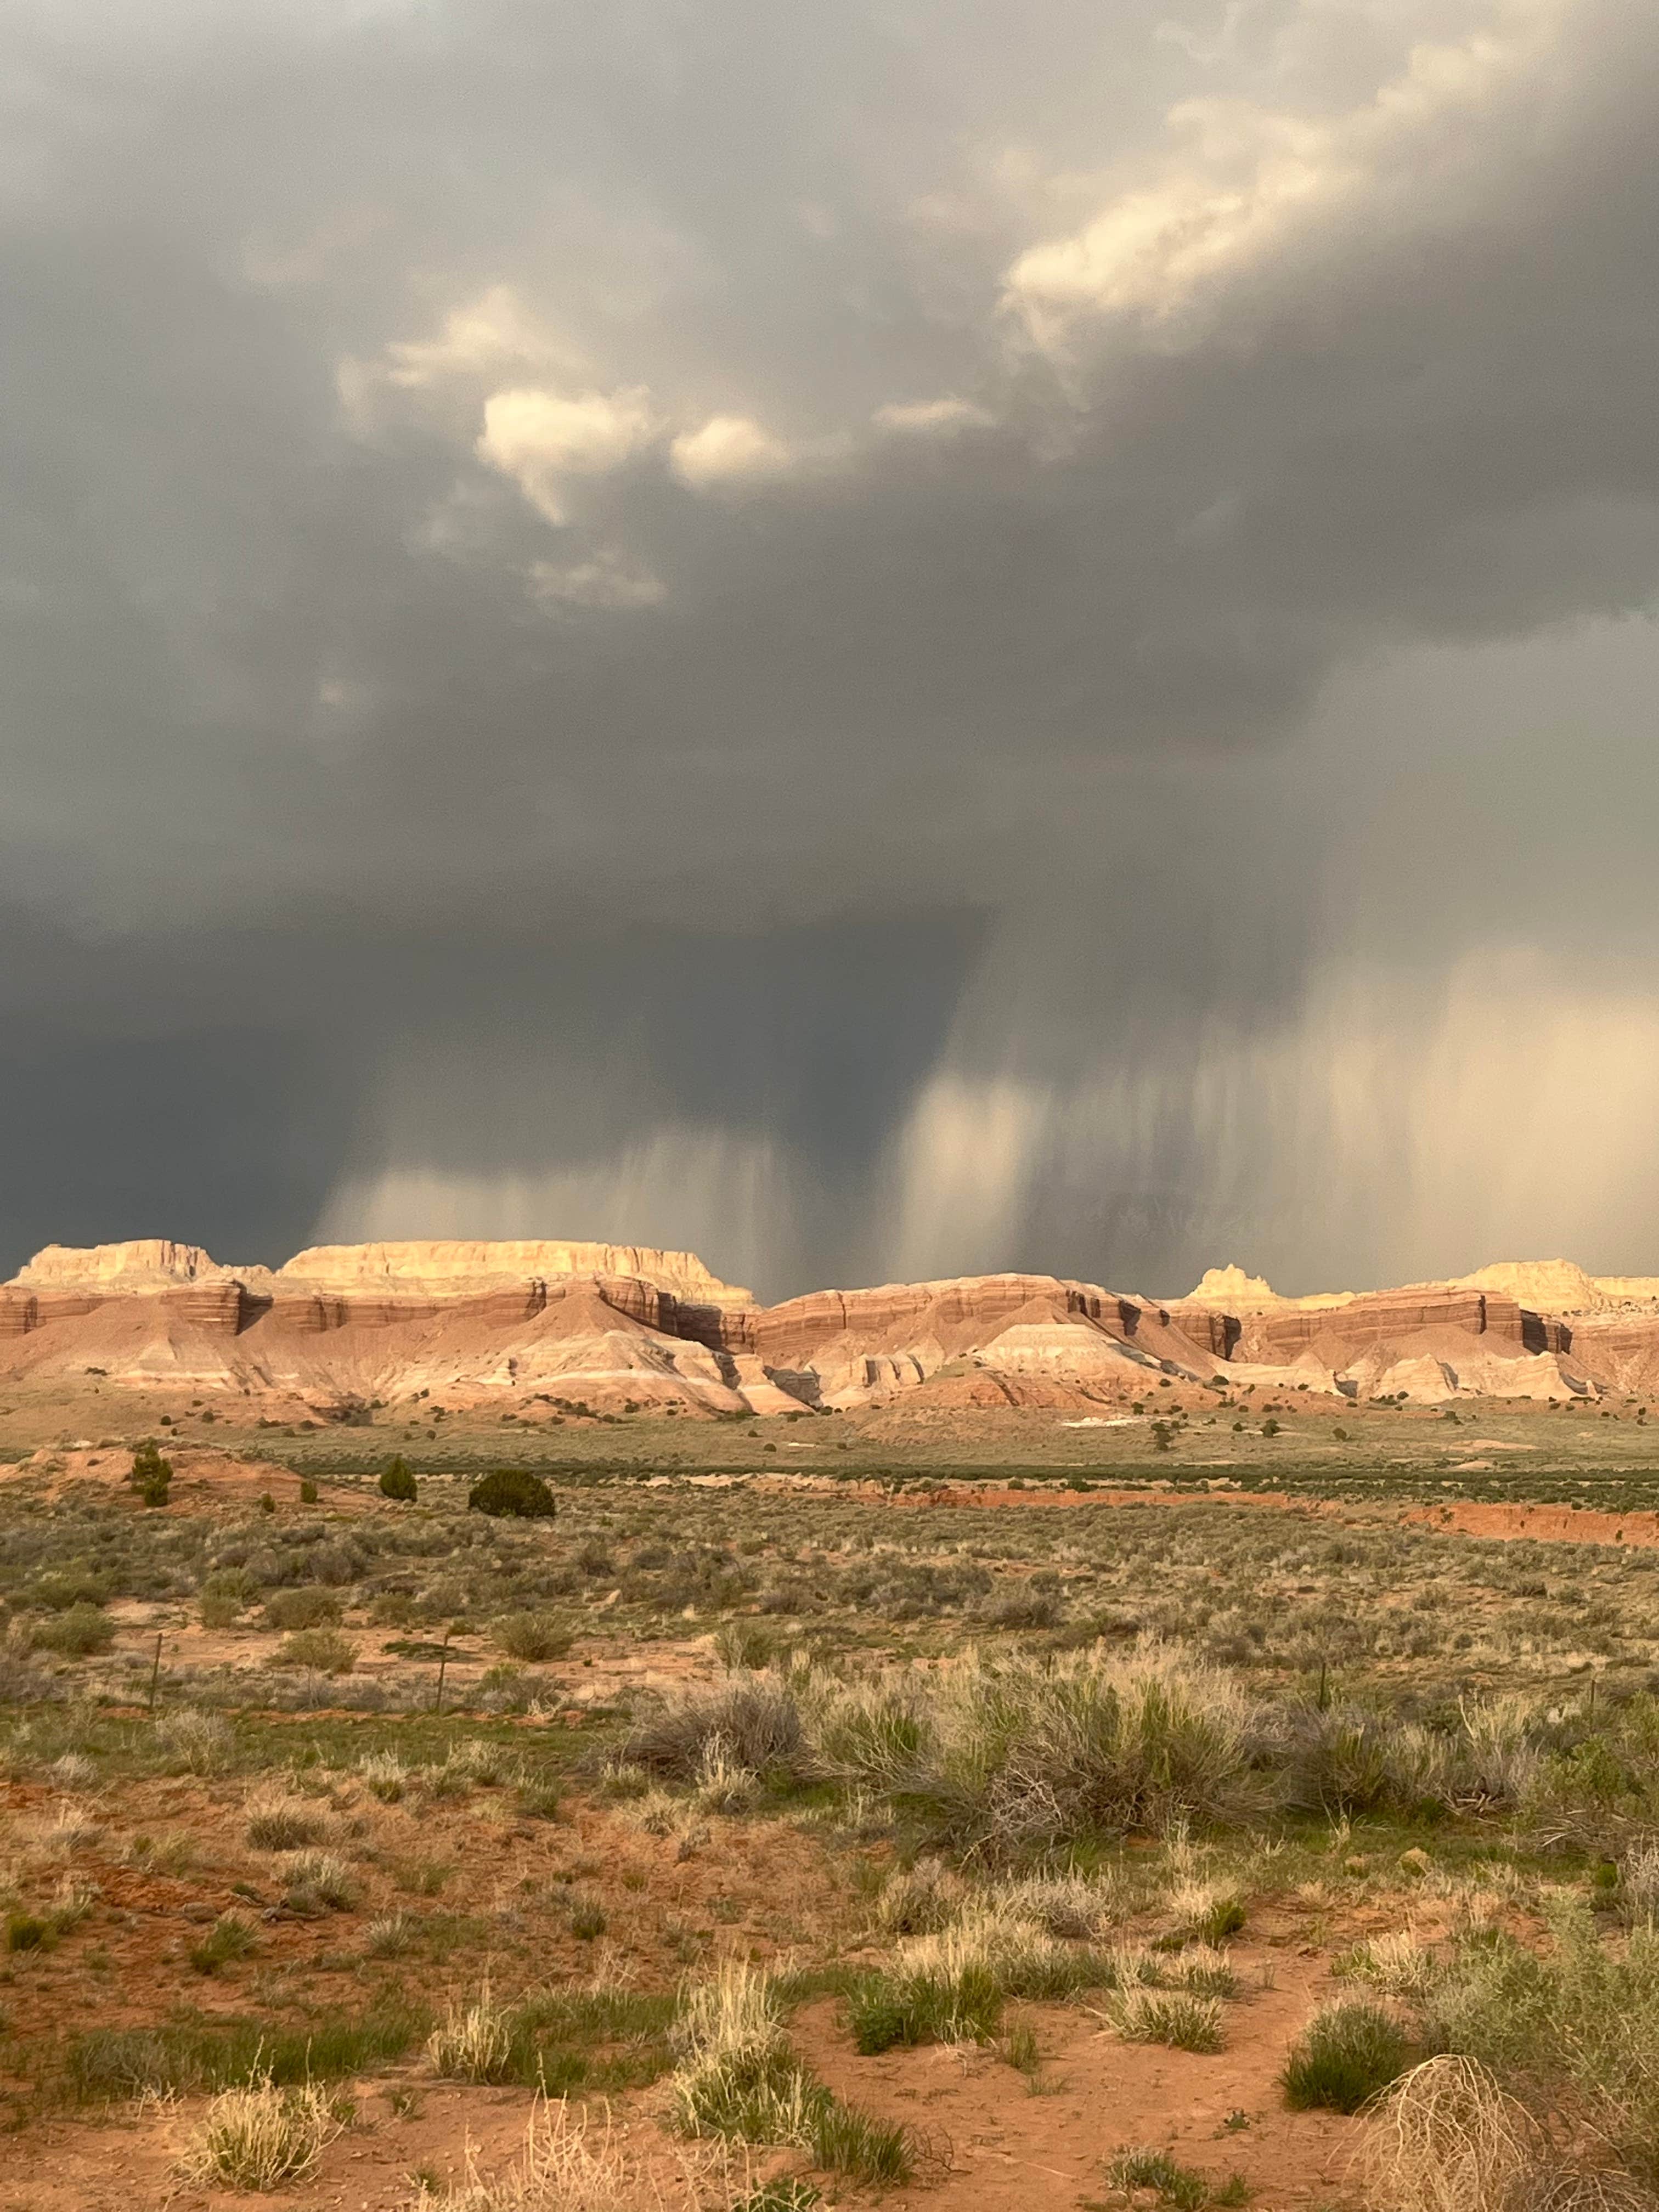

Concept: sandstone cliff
[[2, 1237, 1649, 1416]]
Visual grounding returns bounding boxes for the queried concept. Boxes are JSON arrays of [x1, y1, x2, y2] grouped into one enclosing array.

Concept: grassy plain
[[5, 1395, 1659, 2209]]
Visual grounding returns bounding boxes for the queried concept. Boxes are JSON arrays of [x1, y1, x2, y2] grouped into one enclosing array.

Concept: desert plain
[[6, 1240, 1659, 2212]]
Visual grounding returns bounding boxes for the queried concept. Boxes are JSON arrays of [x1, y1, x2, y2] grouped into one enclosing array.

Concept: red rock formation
[[1237, 1288, 1526, 1362]]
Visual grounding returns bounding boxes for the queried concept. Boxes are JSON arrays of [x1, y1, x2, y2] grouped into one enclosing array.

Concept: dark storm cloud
[[4, 0, 1659, 1294]]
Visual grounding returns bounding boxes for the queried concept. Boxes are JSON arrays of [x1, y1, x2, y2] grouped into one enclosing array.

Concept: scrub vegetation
[[4, 1430, 1659, 2207]]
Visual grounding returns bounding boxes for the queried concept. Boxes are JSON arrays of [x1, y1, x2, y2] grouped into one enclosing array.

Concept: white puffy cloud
[[872, 396, 995, 435], [476, 383, 659, 522], [669, 413, 794, 490]]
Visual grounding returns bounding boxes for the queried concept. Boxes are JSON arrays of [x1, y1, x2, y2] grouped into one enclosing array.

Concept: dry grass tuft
[[407, 2100, 632, 2211], [1362, 2056, 1537, 2212], [178, 2078, 345, 2190], [428, 1982, 512, 2083]]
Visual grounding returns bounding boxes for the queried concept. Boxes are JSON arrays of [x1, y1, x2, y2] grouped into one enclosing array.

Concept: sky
[[4, 0, 1659, 1302]]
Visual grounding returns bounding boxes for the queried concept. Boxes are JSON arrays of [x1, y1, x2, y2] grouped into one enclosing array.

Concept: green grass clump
[[848, 1953, 1002, 2053], [1282, 1999, 1411, 2112], [427, 1983, 680, 2094], [1107, 2148, 1211, 2209], [671, 1960, 913, 2186], [66, 2002, 423, 2099], [188, 1912, 259, 1976], [245, 1797, 327, 1850]]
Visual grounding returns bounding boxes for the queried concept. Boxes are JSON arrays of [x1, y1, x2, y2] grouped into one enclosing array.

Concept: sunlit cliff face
[[4, 1, 1659, 1297]]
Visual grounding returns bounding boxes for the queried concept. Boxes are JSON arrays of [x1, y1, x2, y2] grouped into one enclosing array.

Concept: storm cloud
[[4, 0, 1659, 1297]]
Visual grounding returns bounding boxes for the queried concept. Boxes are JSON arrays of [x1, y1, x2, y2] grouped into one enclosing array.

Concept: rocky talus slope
[[0, 1240, 1644, 1419]]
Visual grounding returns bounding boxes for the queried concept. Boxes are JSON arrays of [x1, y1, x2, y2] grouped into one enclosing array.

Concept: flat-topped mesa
[[12, 1239, 225, 1290], [1458, 1259, 1659, 1315], [276, 1239, 752, 1305]]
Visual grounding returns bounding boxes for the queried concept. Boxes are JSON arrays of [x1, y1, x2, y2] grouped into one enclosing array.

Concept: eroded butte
[[3, 1239, 1654, 1421]]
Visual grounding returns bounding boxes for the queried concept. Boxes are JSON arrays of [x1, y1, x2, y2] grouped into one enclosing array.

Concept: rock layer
[[0, 1239, 1640, 1417]]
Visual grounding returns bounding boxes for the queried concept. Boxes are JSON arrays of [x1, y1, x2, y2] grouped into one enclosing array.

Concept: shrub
[[1283, 1999, 1412, 2112], [490, 1610, 572, 1662], [156, 1706, 233, 1774], [1418, 1903, 1659, 2180], [715, 1620, 777, 1671], [809, 1646, 1260, 1854], [263, 1587, 342, 1632], [129, 1439, 173, 1507], [32, 1602, 116, 1657], [379, 1457, 417, 1503], [177, 2078, 344, 2189], [300, 1479, 319, 1504], [627, 1673, 806, 1781], [274, 1628, 356, 1674], [467, 1469, 555, 1519]]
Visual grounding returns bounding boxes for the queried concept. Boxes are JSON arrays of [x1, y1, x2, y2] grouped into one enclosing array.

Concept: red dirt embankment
[[772, 1474, 1659, 1551]]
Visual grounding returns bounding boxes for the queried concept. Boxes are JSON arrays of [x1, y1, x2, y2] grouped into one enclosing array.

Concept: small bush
[[7, 1912, 50, 1953], [467, 1469, 555, 1519], [274, 1628, 356, 1674], [490, 1610, 572, 1662], [1283, 1999, 1412, 2112], [379, 1457, 417, 1503], [628, 1673, 806, 1782], [263, 1587, 342, 1632], [129, 1438, 173, 1507], [32, 1603, 117, 1657], [178, 2078, 343, 2189], [876, 1862, 964, 1937], [670, 1960, 912, 2184]]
